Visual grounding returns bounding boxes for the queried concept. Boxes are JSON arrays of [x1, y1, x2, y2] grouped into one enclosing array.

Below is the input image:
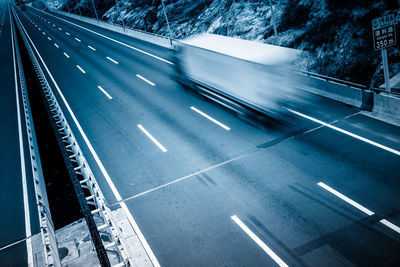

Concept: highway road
[[0, 2, 40, 266], [11, 3, 400, 266]]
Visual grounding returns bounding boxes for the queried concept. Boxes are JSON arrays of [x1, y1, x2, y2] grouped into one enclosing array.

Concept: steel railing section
[[10, 9, 61, 267], [296, 69, 400, 97], [12, 7, 132, 267], [294, 69, 369, 90], [13, 8, 61, 266]]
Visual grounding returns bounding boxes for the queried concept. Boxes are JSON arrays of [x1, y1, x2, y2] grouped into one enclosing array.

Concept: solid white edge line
[[231, 215, 289, 267], [317, 182, 375, 216], [97, 86, 112, 100], [63, 52, 69, 58], [34, 7, 173, 65], [74, 37, 81, 42], [13, 9, 161, 267], [10, 7, 33, 267], [88, 45, 96, 51], [136, 74, 155, 86], [106, 56, 118, 64], [76, 65, 86, 74], [191, 106, 231, 130], [380, 219, 400, 234], [137, 124, 167, 152], [287, 108, 400, 156]]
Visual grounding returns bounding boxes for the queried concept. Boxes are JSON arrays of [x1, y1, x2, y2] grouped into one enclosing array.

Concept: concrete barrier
[[46, 8, 176, 49], [293, 72, 364, 107], [373, 93, 400, 119]]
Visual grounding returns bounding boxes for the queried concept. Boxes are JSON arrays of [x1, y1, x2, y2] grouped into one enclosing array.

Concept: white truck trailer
[[174, 34, 308, 117]]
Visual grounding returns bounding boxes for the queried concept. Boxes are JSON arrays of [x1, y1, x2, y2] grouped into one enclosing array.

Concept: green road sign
[[372, 14, 396, 50]]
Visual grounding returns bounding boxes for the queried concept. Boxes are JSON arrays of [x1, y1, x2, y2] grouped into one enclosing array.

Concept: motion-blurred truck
[[174, 34, 307, 118]]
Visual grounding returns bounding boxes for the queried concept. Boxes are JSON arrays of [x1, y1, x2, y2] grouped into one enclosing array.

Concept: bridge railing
[[296, 69, 400, 97]]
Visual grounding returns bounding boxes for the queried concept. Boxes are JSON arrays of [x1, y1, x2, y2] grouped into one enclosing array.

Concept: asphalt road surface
[[9, 3, 400, 266]]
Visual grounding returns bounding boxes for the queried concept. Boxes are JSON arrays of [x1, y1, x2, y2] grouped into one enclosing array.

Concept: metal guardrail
[[296, 69, 400, 97], [11, 7, 60, 266], [295, 69, 369, 90], [13, 6, 132, 267]]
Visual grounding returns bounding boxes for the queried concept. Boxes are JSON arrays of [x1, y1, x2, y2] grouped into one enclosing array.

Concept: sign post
[[381, 49, 390, 92], [372, 14, 396, 92]]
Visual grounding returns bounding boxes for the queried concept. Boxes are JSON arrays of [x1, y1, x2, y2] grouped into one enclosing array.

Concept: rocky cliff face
[[58, 0, 400, 87]]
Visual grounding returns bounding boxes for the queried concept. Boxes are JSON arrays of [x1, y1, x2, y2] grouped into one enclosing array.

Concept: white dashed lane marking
[[76, 65, 86, 73], [136, 74, 155, 86], [190, 106, 231, 131], [106, 56, 118, 64], [137, 124, 167, 152], [97, 86, 113, 100], [318, 182, 400, 235], [231, 215, 289, 267]]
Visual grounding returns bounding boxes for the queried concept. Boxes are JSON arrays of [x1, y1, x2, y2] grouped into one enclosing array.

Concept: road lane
[[14, 5, 400, 266], [122, 147, 400, 266], [266, 125, 400, 224], [30, 6, 173, 65], [18, 7, 302, 200]]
